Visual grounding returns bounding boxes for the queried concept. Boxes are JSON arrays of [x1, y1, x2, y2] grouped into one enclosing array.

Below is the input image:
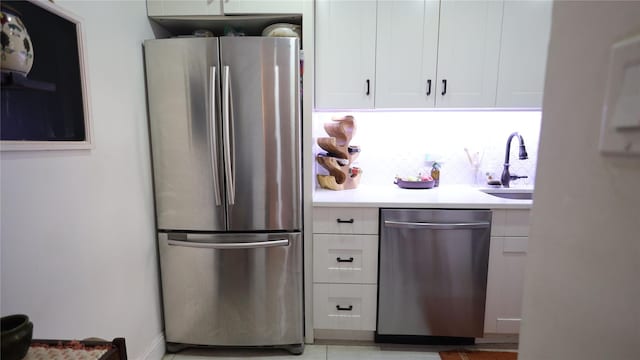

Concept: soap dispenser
[[430, 162, 441, 187]]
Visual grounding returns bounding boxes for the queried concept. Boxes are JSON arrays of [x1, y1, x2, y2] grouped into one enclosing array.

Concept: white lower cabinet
[[313, 207, 378, 235], [313, 283, 378, 331], [313, 234, 378, 284], [312, 207, 379, 334], [311, 206, 532, 336], [484, 209, 531, 334]]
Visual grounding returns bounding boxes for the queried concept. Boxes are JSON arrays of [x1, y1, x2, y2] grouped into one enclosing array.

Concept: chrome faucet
[[501, 132, 529, 188]]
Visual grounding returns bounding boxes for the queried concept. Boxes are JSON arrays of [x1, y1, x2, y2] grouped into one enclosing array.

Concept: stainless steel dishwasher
[[376, 209, 491, 344]]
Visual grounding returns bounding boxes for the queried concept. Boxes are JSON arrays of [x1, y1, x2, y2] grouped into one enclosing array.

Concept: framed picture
[[1, 0, 92, 151]]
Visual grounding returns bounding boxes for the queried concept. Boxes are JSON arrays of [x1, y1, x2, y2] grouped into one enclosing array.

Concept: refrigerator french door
[[144, 37, 303, 353]]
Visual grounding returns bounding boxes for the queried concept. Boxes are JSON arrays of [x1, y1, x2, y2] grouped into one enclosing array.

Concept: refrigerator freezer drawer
[[158, 232, 304, 346]]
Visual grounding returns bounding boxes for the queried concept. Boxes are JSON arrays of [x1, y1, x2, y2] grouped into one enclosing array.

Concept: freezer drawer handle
[[384, 220, 490, 230], [336, 257, 354, 263], [336, 305, 353, 311], [168, 239, 289, 249], [336, 218, 354, 224]]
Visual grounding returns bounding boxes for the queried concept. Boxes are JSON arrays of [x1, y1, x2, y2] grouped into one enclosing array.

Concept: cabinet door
[[496, 0, 552, 108], [435, 0, 504, 107], [315, 0, 377, 109], [375, 0, 440, 108], [484, 236, 528, 334], [147, 0, 222, 16], [222, 0, 303, 14]]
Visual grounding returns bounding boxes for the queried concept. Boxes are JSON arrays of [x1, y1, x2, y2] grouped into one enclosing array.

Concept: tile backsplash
[[312, 110, 541, 188]]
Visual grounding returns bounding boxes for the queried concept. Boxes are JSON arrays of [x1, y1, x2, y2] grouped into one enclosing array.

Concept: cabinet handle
[[336, 256, 354, 263], [441, 79, 447, 95], [336, 305, 353, 311], [426, 79, 432, 96], [365, 79, 370, 95], [336, 218, 354, 224]]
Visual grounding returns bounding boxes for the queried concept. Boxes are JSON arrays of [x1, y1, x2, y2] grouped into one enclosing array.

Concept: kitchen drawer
[[491, 209, 530, 237], [313, 283, 377, 331], [313, 207, 378, 234], [313, 234, 378, 284]]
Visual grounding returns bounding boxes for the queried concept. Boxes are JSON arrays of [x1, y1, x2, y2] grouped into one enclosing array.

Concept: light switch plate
[[599, 33, 640, 156]]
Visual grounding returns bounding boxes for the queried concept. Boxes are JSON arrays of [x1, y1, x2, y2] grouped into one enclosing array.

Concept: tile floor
[[163, 343, 517, 359]]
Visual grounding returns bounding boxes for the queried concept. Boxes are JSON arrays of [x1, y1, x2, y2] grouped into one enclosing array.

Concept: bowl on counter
[[394, 178, 435, 189], [1, 314, 33, 360]]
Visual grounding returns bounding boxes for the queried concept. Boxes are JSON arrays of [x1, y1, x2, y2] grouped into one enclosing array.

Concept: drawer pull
[[336, 305, 353, 311], [336, 218, 354, 224], [336, 256, 354, 263]]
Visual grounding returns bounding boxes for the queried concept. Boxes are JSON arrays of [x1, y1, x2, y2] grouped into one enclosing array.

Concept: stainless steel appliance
[[143, 37, 303, 354], [376, 209, 491, 344]]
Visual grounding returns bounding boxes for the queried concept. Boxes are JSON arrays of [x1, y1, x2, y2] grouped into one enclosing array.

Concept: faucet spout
[[501, 132, 528, 188]]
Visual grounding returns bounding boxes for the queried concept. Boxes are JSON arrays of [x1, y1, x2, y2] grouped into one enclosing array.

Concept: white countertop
[[313, 184, 534, 209]]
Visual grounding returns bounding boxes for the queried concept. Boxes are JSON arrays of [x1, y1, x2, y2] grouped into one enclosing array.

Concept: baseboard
[[476, 333, 520, 344], [313, 329, 375, 343], [138, 332, 165, 360]]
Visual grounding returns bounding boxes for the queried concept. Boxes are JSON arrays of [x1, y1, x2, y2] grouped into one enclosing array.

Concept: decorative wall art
[[1, 0, 92, 151]]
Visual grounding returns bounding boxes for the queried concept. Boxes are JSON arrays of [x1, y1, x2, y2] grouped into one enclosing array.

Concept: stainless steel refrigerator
[[143, 36, 303, 354]]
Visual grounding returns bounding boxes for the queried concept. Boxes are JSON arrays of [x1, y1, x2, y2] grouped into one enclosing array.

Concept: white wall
[[519, 2, 640, 359], [0, 1, 163, 359]]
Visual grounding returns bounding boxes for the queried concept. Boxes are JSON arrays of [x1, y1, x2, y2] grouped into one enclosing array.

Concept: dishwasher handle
[[383, 220, 490, 230]]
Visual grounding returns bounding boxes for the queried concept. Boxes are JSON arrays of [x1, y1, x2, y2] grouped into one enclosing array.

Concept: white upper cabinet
[[147, 0, 302, 17], [375, 0, 440, 108], [147, 0, 223, 16], [221, 0, 303, 15], [496, 0, 552, 108], [435, 0, 504, 108], [315, 0, 551, 109], [315, 0, 377, 109]]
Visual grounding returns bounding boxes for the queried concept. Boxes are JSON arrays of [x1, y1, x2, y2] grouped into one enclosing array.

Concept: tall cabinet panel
[[496, 0, 552, 108], [375, 0, 440, 108], [315, 0, 377, 109], [434, 0, 504, 108]]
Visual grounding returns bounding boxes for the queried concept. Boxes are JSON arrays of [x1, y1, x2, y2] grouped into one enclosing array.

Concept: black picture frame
[[1, 0, 92, 151]]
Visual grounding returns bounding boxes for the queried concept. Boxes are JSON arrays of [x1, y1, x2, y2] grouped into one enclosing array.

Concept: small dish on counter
[[394, 179, 435, 189]]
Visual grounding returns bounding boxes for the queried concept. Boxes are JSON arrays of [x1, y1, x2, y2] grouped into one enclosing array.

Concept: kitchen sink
[[480, 189, 533, 200]]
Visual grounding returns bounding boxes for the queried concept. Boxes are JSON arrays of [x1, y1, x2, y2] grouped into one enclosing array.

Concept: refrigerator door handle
[[209, 66, 222, 206], [222, 65, 235, 205], [168, 239, 289, 249]]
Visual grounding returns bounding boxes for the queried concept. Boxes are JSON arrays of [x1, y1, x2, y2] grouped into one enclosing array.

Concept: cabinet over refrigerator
[[144, 36, 303, 354]]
